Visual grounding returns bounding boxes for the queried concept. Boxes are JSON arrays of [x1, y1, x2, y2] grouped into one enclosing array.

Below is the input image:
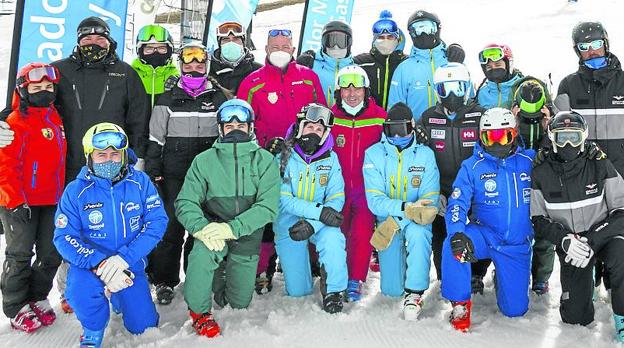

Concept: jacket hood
[[577, 53, 621, 84], [378, 132, 421, 155]]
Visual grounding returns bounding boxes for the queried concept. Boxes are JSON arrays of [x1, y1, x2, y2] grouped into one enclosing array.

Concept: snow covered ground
[[1, 0, 624, 347]]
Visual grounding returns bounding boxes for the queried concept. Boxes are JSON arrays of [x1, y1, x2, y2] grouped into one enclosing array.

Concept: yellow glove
[[370, 216, 400, 251], [203, 222, 236, 241], [404, 199, 439, 225], [194, 225, 227, 251]]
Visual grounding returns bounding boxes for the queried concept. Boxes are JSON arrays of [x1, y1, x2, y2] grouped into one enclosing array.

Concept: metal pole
[[202, 0, 214, 46], [6, 0, 25, 107], [297, 0, 310, 54]]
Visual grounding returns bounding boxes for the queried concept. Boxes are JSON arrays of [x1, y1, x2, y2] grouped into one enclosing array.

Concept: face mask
[[221, 129, 251, 143], [556, 144, 581, 162], [296, 133, 322, 155], [92, 160, 124, 180], [27, 90, 56, 107], [441, 93, 464, 113], [180, 72, 207, 97], [221, 42, 244, 63], [485, 68, 508, 83], [326, 46, 348, 59], [374, 39, 398, 56], [140, 51, 170, 67], [79, 44, 109, 63], [484, 143, 514, 159], [412, 34, 437, 50], [583, 56, 607, 70], [269, 51, 292, 69], [389, 134, 414, 149], [341, 100, 364, 115]]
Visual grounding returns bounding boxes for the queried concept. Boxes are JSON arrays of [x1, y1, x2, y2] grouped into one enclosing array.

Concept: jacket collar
[[408, 42, 446, 60], [577, 53, 621, 85], [263, 58, 297, 76], [78, 165, 135, 188]]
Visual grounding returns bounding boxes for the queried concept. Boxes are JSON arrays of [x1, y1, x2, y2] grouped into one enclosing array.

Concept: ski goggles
[[384, 120, 414, 138], [373, 19, 399, 37], [409, 19, 437, 36], [137, 25, 170, 43], [299, 104, 335, 127], [337, 73, 367, 88], [217, 22, 245, 37], [577, 39, 604, 52], [480, 128, 517, 146], [91, 131, 128, 151], [435, 81, 466, 98], [551, 129, 584, 147], [77, 25, 109, 38], [268, 29, 292, 38], [322, 31, 350, 49], [180, 46, 208, 64], [478, 47, 505, 64], [219, 105, 254, 123], [19, 66, 60, 86]]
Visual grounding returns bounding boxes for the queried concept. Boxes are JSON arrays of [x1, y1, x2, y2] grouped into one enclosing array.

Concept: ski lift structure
[[0, 0, 15, 16]]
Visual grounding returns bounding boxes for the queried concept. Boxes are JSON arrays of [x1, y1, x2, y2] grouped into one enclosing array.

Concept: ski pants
[[147, 175, 194, 287], [275, 225, 347, 297], [557, 237, 624, 325], [532, 237, 555, 284], [379, 222, 432, 297], [65, 264, 158, 334], [441, 223, 531, 317], [341, 192, 375, 282], [1, 206, 61, 318]]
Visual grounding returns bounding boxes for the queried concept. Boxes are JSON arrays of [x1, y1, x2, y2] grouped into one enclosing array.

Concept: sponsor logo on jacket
[[130, 216, 141, 232], [108, 72, 126, 77], [408, 166, 425, 173], [480, 173, 496, 180], [83, 202, 103, 210], [586, 183, 598, 195], [434, 141, 445, 151], [519, 173, 531, 182], [429, 118, 447, 125], [126, 202, 140, 212], [613, 95, 624, 105], [523, 188, 531, 204], [461, 130, 477, 141], [431, 129, 445, 139], [316, 165, 332, 171]]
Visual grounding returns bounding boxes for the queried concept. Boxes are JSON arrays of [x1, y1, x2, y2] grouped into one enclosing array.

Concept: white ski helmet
[[479, 107, 517, 131], [433, 62, 471, 85], [335, 65, 370, 90]]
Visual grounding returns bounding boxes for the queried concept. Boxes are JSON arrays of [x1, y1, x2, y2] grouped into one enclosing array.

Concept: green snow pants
[[532, 237, 555, 284]]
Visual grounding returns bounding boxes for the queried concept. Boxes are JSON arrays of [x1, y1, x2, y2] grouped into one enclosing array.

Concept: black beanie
[[387, 102, 413, 122], [77, 16, 111, 43]]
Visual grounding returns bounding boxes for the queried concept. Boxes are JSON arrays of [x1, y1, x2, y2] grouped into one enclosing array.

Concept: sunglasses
[[435, 81, 466, 98], [480, 128, 518, 146], [552, 129, 584, 147], [219, 105, 254, 123], [21, 66, 60, 86], [337, 73, 367, 88], [409, 19, 437, 36], [322, 31, 350, 49], [268, 29, 292, 38], [217, 22, 244, 37], [180, 46, 207, 64], [577, 39, 604, 52], [478, 47, 505, 64], [92, 131, 128, 151]]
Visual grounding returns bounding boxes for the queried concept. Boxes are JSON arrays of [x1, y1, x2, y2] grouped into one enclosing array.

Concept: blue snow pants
[[441, 223, 531, 317], [275, 226, 347, 296], [65, 264, 159, 334]]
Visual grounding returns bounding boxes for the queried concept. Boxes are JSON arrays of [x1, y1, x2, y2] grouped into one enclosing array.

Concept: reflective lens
[[384, 121, 413, 138], [435, 81, 466, 98], [219, 105, 254, 123], [553, 129, 584, 147], [373, 19, 399, 37], [409, 19, 437, 36], [577, 39, 604, 52], [92, 131, 128, 151], [478, 47, 505, 64], [268, 29, 292, 38], [78, 25, 108, 37], [137, 25, 169, 42], [301, 105, 334, 127], [480, 128, 518, 146], [322, 31, 349, 49], [26, 66, 59, 84], [337, 73, 367, 88], [180, 46, 207, 63], [217, 22, 244, 37]]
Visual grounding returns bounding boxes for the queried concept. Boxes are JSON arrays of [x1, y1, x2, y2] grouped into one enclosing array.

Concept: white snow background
[[0, 0, 623, 347]]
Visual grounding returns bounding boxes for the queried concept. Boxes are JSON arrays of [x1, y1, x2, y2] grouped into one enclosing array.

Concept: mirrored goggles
[[552, 129, 584, 147], [268, 29, 292, 38], [180, 46, 208, 64], [409, 19, 437, 36], [92, 131, 128, 151], [217, 22, 244, 37], [480, 128, 517, 146], [373, 19, 399, 37], [137, 25, 169, 43], [478, 47, 505, 64], [577, 39, 604, 52], [219, 105, 254, 123], [300, 105, 334, 127], [322, 31, 349, 49], [77, 25, 109, 37], [337, 73, 367, 88], [435, 81, 466, 98], [384, 121, 413, 138], [23, 66, 59, 86]]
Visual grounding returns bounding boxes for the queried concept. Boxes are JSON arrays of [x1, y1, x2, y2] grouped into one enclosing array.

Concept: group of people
[[0, 7, 623, 347]]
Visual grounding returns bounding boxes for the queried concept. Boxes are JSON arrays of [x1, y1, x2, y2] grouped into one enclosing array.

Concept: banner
[[17, 0, 128, 69], [202, 0, 259, 50], [298, 0, 354, 53]]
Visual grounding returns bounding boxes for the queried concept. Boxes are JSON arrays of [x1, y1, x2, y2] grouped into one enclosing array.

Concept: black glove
[[8, 204, 31, 224], [164, 75, 179, 91], [533, 147, 549, 167], [319, 207, 344, 227], [446, 43, 465, 63], [265, 137, 286, 156], [289, 219, 315, 241], [585, 141, 607, 160], [415, 125, 429, 145], [450, 232, 477, 263]]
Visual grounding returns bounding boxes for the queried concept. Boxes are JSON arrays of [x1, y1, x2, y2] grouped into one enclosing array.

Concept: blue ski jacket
[[476, 73, 523, 109]]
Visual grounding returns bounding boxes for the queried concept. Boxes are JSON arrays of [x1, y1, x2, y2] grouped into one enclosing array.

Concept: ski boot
[[403, 292, 424, 321], [614, 314, 624, 343], [450, 300, 472, 332], [471, 275, 484, 295], [10, 303, 42, 333], [80, 327, 105, 348], [532, 281, 549, 295], [255, 272, 273, 295], [369, 251, 380, 273], [30, 299, 56, 326], [155, 284, 175, 305], [190, 310, 220, 338], [347, 280, 363, 302], [323, 292, 344, 314], [60, 295, 74, 314]]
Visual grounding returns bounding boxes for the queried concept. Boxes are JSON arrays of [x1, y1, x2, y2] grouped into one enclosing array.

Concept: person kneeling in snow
[[363, 102, 440, 320], [441, 108, 534, 331], [175, 99, 280, 338], [53, 123, 168, 348], [531, 111, 624, 342], [274, 103, 347, 314]]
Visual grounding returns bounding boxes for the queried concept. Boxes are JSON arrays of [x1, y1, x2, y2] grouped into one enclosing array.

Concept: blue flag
[[299, 0, 354, 53]]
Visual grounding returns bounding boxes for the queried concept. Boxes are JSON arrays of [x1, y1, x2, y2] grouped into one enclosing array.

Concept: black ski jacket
[[354, 48, 406, 110], [210, 49, 262, 94]]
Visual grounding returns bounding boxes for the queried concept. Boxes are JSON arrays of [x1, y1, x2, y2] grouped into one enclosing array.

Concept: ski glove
[[265, 137, 286, 156], [370, 216, 400, 251], [319, 207, 344, 227], [0, 121, 14, 148], [105, 269, 135, 293], [415, 125, 429, 145], [194, 226, 226, 251], [289, 220, 315, 241], [561, 234, 594, 268], [164, 75, 179, 91], [203, 222, 236, 240], [95, 255, 130, 283], [437, 195, 447, 217], [450, 232, 478, 263], [446, 43, 466, 63], [8, 204, 31, 224], [404, 199, 438, 225]]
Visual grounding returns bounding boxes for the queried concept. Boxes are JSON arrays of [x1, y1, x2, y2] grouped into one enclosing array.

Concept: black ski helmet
[[407, 10, 441, 38], [572, 21, 609, 58], [322, 20, 353, 56]]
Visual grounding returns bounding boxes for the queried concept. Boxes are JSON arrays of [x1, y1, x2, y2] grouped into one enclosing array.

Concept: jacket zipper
[[377, 67, 381, 97], [234, 143, 240, 214], [98, 79, 110, 110], [120, 201, 127, 238], [31, 162, 38, 189], [396, 149, 403, 201], [242, 167, 245, 196], [72, 84, 83, 110], [512, 172, 519, 208], [151, 69, 156, 106], [304, 165, 310, 201], [297, 171, 304, 198], [310, 173, 316, 202], [45, 110, 63, 201], [428, 49, 436, 107], [383, 56, 390, 109], [110, 187, 119, 249], [503, 160, 511, 241], [390, 176, 395, 199], [497, 83, 502, 107]]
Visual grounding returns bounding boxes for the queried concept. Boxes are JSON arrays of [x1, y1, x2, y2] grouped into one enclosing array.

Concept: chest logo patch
[[319, 174, 328, 186], [484, 179, 497, 192], [336, 134, 346, 148], [41, 128, 54, 140], [411, 175, 421, 188], [268, 92, 278, 104]]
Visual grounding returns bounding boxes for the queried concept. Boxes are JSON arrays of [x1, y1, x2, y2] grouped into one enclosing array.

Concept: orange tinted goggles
[[180, 46, 207, 64], [480, 128, 518, 146]]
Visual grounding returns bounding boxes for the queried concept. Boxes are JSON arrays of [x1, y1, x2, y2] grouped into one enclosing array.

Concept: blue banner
[[299, 0, 354, 53], [204, 0, 260, 50], [17, 0, 128, 69]]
